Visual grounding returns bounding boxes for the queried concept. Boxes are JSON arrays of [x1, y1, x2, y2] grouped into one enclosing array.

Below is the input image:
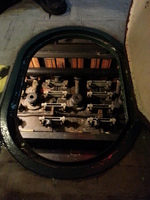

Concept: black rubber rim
[[0, 26, 142, 179]]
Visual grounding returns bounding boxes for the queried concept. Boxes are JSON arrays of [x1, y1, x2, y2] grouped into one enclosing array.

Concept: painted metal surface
[[0, 27, 142, 179], [125, 0, 150, 129]]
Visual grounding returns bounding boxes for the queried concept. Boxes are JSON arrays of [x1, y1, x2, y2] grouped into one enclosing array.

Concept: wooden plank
[[41, 43, 106, 53], [35, 51, 115, 59], [90, 59, 100, 68], [90, 59, 97, 68], [27, 68, 119, 78], [44, 58, 52, 68], [78, 58, 84, 68], [29, 60, 34, 68], [56, 58, 65, 68], [96, 59, 100, 68], [51, 59, 56, 68], [72, 58, 77, 68], [32, 58, 40, 68], [44, 58, 56, 68], [21, 131, 118, 141], [101, 59, 112, 69]]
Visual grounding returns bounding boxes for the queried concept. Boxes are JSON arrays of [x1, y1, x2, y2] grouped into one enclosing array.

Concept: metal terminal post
[[44, 90, 67, 98], [39, 116, 66, 126], [32, 79, 38, 93], [87, 91, 113, 99], [46, 77, 68, 87], [116, 80, 121, 94], [87, 117, 116, 127], [87, 80, 112, 90], [74, 77, 80, 94], [41, 102, 66, 110], [87, 103, 114, 111]]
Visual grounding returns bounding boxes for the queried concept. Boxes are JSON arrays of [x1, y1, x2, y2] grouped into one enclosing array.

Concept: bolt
[[74, 77, 80, 94], [54, 76, 60, 83]]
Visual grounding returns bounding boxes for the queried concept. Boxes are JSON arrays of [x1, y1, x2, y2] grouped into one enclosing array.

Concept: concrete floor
[[0, 127, 150, 199], [0, 0, 150, 199], [0, 0, 130, 66]]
